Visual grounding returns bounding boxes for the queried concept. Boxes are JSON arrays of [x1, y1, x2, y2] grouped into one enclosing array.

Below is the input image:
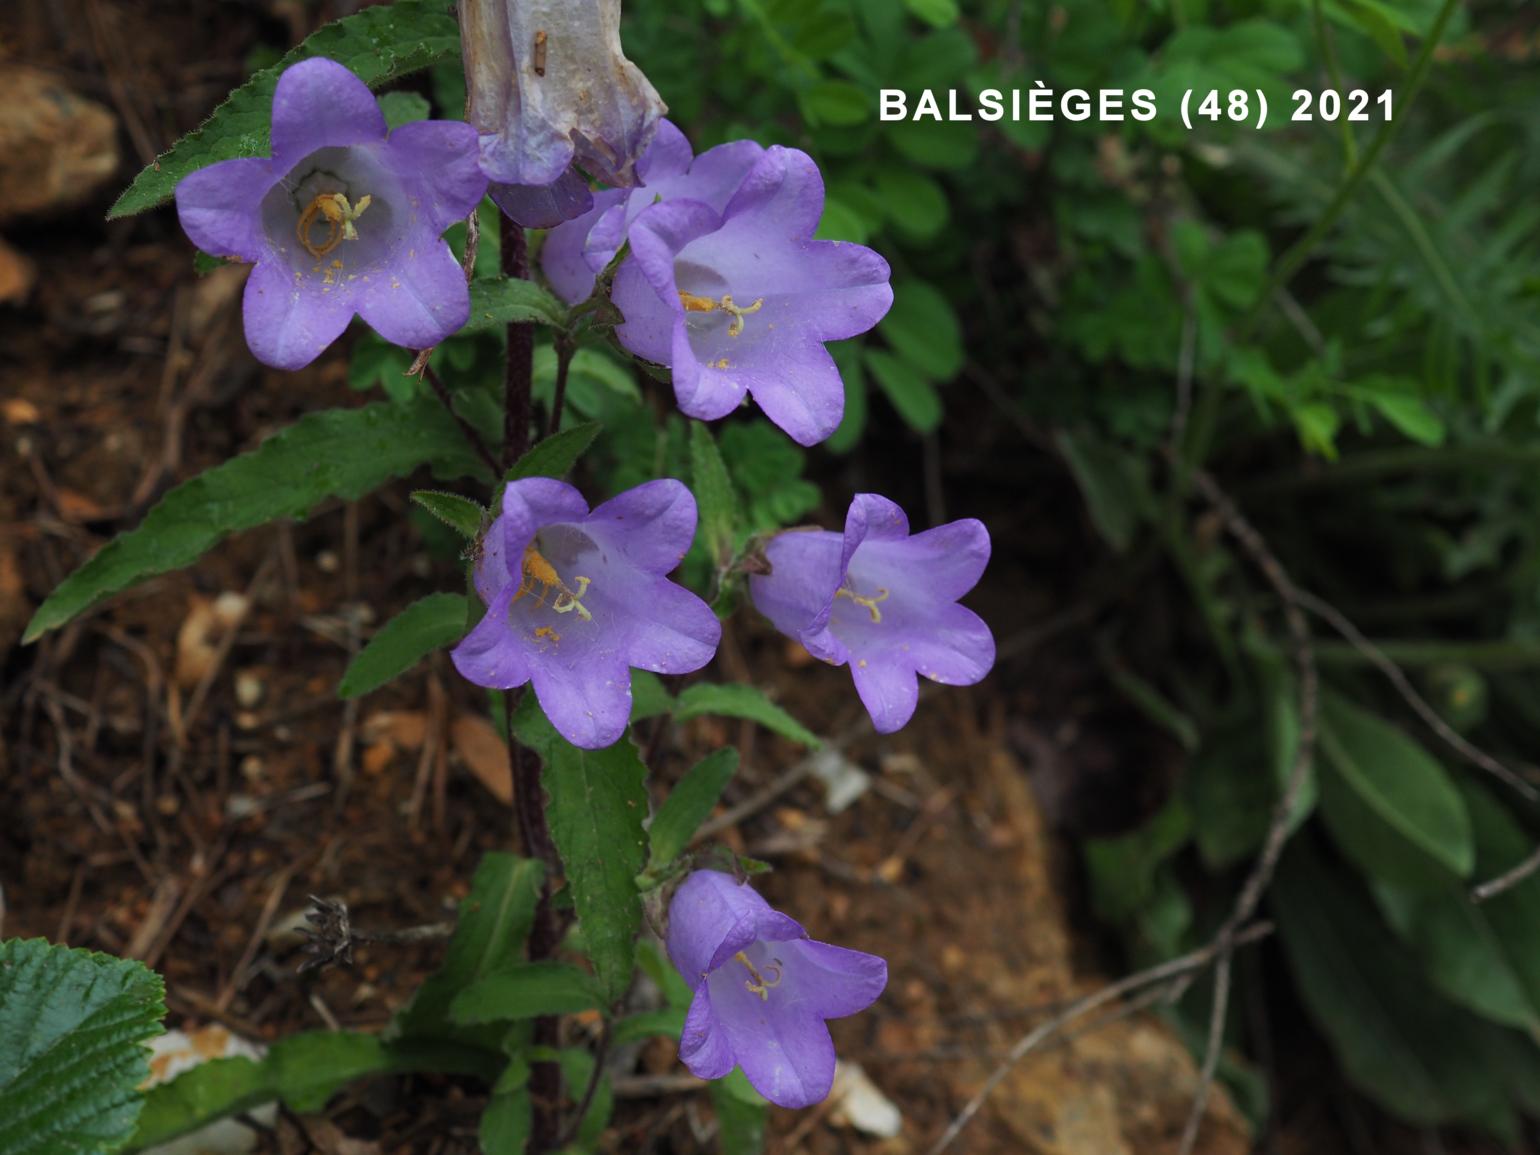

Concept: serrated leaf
[[650, 749, 738, 869], [128, 1032, 495, 1151], [674, 684, 820, 748], [411, 490, 487, 539], [1318, 693, 1473, 886], [0, 939, 165, 1155], [339, 592, 468, 699], [111, 0, 460, 218], [506, 421, 603, 482], [391, 853, 545, 1046], [514, 699, 647, 1005], [464, 278, 567, 332], [865, 348, 942, 432], [379, 90, 431, 129], [689, 423, 737, 568], [25, 400, 482, 643], [450, 963, 603, 1025]]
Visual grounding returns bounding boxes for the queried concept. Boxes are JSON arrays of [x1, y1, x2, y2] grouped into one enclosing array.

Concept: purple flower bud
[[459, 0, 665, 199], [173, 58, 487, 371], [451, 477, 720, 749], [610, 146, 893, 446], [541, 119, 763, 304], [750, 494, 994, 733], [666, 871, 886, 1109]]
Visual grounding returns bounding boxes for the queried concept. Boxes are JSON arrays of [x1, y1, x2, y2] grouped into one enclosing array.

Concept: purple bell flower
[[609, 146, 893, 447], [174, 58, 487, 371], [749, 494, 994, 734], [540, 119, 763, 305], [451, 477, 720, 749], [666, 870, 886, 1109]]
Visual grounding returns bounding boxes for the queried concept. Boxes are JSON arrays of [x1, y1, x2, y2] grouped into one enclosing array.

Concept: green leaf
[[904, 0, 959, 27], [865, 349, 942, 432], [0, 940, 165, 1155], [25, 399, 482, 643], [129, 1033, 495, 1151], [1318, 693, 1474, 887], [649, 749, 738, 869], [710, 1074, 768, 1154], [630, 670, 677, 722], [881, 280, 964, 381], [464, 278, 567, 332], [1366, 392, 1447, 447], [379, 90, 431, 129], [554, 1048, 613, 1148], [1274, 839, 1506, 1125], [1084, 796, 1191, 925], [690, 422, 738, 568], [506, 421, 603, 482], [479, 1058, 531, 1155], [885, 116, 979, 172], [1054, 428, 1153, 553], [110, 0, 460, 218], [514, 701, 648, 1005], [612, 1008, 686, 1046], [674, 683, 820, 748], [450, 963, 603, 1026], [391, 853, 545, 1046], [798, 80, 870, 127], [338, 593, 468, 699], [874, 168, 949, 241], [411, 490, 487, 539]]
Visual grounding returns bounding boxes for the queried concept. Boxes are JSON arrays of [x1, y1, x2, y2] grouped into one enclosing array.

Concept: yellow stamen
[[534, 625, 560, 644], [836, 584, 889, 624], [512, 544, 593, 623], [734, 951, 783, 1002], [298, 193, 372, 258], [677, 291, 765, 337]]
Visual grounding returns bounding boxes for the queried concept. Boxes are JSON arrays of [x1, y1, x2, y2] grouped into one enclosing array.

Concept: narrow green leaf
[[555, 1048, 614, 1148], [479, 1058, 531, 1155], [25, 400, 482, 643], [128, 1033, 496, 1152], [506, 422, 603, 482], [1274, 839, 1505, 1125], [111, 0, 460, 218], [339, 593, 468, 699], [514, 700, 648, 1005], [465, 278, 567, 332], [674, 683, 820, 748], [711, 1071, 768, 1154], [612, 1008, 686, 1047], [650, 749, 738, 869], [689, 422, 738, 567], [411, 490, 487, 539], [0, 940, 165, 1155], [1318, 693, 1474, 885], [450, 963, 603, 1026], [391, 853, 545, 1046], [1054, 428, 1154, 553]]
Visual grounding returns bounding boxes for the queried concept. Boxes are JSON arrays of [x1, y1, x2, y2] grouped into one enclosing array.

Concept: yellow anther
[[512, 545, 593, 623], [836, 584, 889, 624], [297, 193, 372, 258], [677, 291, 766, 338], [534, 626, 561, 644], [734, 951, 783, 1002]]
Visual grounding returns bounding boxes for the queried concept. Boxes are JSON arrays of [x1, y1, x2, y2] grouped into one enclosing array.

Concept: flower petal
[[356, 241, 471, 351], [708, 965, 836, 1109], [451, 585, 534, 690], [679, 985, 735, 1080], [490, 168, 596, 229], [608, 259, 677, 362], [387, 120, 489, 233], [530, 650, 633, 749], [175, 157, 277, 262], [850, 656, 920, 734], [784, 940, 888, 1019], [498, 478, 591, 560], [541, 190, 625, 304], [617, 577, 720, 675], [720, 145, 825, 241], [635, 118, 692, 183], [750, 529, 845, 644], [270, 58, 387, 170], [585, 478, 698, 572], [241, 258, 356, 370], [666, 871, 775, 982]]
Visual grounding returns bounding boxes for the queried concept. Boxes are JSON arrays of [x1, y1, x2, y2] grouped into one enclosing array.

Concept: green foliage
[[111, 0, 459, 217], [339, 593, 468, 698], [514, 699, 648, 1006], [674, 683, 821, 748], [25, 399, 482, 643], [411, 491, 487, 539], [464, 279, 568, 332], [0, 940, 165, 1155], [649, 748, 739, 869], [710, 1071, 769, 1154], [689, 422, 738, 570], [507, 422, 604, 482], [450, 964, 604, 1025]]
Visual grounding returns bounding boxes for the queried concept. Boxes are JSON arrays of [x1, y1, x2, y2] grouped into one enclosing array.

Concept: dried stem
[[1473, 843, 1540, 903]]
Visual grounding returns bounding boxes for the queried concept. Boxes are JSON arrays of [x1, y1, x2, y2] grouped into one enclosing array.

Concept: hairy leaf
[[411, 491, 487, 539], [339, 593, 468, 699], [465, 278, 567, 332], [649, 748, 738, 869], [507, 421, 603, 482]]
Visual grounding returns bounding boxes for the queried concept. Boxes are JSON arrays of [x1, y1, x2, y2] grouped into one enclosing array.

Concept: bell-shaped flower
[[540, 119, 762, 304], [666, 870, 886, 1109], [459, 0, 665, 201], [174, 58, 487, 370], [750, 494, 994, 733], [451, 477, 720, 749], [609, 146, 892, 447]]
